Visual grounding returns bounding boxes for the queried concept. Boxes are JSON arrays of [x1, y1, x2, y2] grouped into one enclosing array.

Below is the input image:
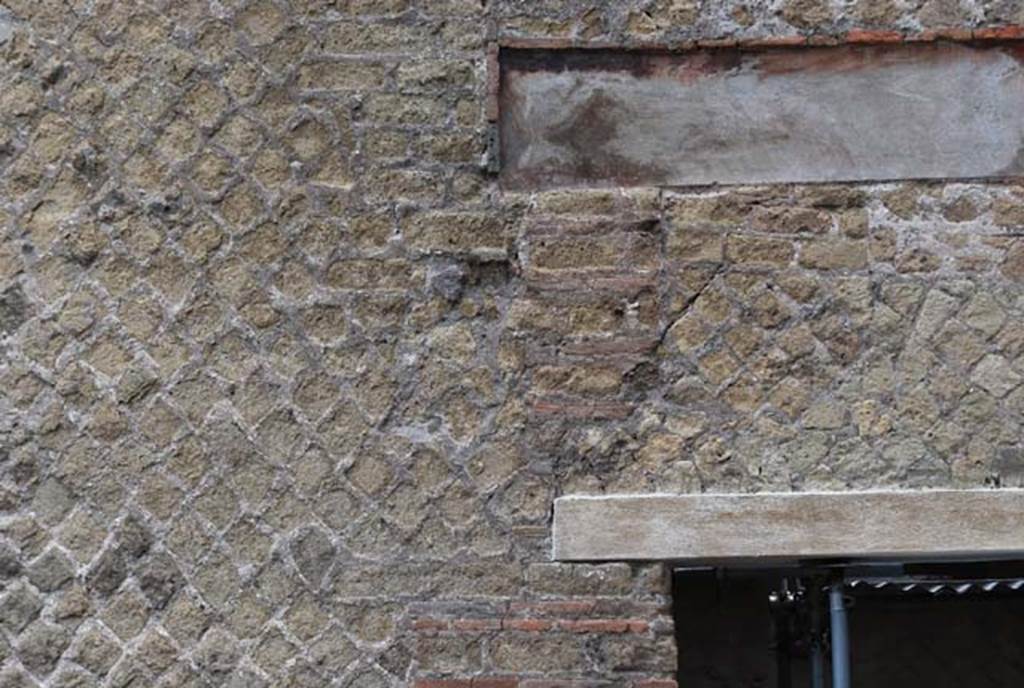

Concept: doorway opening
[[673, 558, 1024, 688]]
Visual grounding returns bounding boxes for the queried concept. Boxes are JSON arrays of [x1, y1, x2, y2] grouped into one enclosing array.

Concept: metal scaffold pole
[[829, 586, 851, 688], [809, 583, 826, 688]]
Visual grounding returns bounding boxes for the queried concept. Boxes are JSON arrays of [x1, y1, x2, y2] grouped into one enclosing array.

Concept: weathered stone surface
[[69, 625, 121, 677], [0, 544, 21, 579], [137, 554, 183, 610], [1, 2, 1022, 687], [85, 549, 127, 597], [0, 585, 42, 634], [554, 490, 1024, 561], [16, 621, 71, 675], [971, 354, 1022, 398], [0, 285, 28, 335], [290, 527, 335, 588], [0, 10, 12, 46], [25, 549, 74, 592], [501, 42, 1024, 189]]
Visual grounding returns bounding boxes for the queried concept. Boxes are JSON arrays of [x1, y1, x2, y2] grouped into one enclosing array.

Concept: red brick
[[452, 618, 502, 632], [560, 619, 650, 633], [697, 37, 739, 48], [633, 681, 678, 688], [416, 680, 518, 688], [742, 34, 808, 48], [413, 619, 450, 631], [628, 620, 651, 633], [558, 337, 658, 357], [844, 29, 903, 44], [508, 600, 598, 617], [910, 27, 971, 42], [524, 271, 657, 294], [473, 679, 518, 688], [530, 398, 635, 420], [974, 25, 1024, 41], [486, 43, 500, 122], [495, 27, 1008, 62], [502, 618, 553, 632], [806, 34, 842, 46], [561, 619, 629, 633], [499, 37, 575, 50]]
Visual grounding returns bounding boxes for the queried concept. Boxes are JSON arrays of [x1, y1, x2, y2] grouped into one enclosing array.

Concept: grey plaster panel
[[553, 490, 1024, 562], [500, 42, 1024, 189]]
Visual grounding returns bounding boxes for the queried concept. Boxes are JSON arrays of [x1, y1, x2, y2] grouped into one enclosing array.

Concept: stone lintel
[[553, 490, 1024, 563]]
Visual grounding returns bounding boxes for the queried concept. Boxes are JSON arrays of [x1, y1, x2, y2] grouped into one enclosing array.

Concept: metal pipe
[[812, 642, 826, 688], [809, 585, 826, 688], [768, 589, 792, 688], [829, 586, 851, 688]]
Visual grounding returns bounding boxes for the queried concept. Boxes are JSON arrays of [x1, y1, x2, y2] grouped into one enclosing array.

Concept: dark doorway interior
[[673, 560, 1024, 688]]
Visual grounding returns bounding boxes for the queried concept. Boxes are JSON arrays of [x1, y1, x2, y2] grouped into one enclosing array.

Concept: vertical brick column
[[502, 190, 671, 500], [405, 190, 676, 686]]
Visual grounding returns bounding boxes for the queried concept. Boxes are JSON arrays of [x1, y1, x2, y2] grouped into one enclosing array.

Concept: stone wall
[[1, 1, 1023, 686]]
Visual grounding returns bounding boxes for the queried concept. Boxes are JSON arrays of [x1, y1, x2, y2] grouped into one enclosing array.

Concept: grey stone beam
[[553, 490, 1024, 562], [500, 42, 1024, 189]]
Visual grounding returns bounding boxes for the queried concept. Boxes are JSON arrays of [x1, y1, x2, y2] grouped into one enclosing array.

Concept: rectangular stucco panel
[[500, 41, 1024, 189], [554, 491, 1024, 562]]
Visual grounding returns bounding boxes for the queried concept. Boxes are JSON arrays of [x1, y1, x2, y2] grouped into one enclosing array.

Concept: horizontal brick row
[[494, 24, 1024, 52], [415, 680, 677, 688], [413, 617, 652, 634]]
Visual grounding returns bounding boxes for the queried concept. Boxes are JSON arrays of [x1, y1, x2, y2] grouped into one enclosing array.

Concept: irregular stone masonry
[[2, 1, 1024, 686]]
